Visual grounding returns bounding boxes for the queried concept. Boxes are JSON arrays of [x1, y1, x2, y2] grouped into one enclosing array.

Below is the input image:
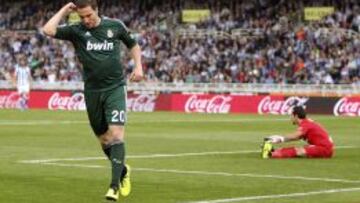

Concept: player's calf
[[271, 147, 298, 158]]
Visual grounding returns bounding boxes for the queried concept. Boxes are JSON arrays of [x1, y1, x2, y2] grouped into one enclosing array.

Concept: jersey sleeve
[[298, 124, 309, 138], [117, 21, 137, 49], [54, 24, 74, 41]]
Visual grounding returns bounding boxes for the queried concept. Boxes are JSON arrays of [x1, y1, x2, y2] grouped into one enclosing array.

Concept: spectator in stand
[[0, 0, 359, 85]]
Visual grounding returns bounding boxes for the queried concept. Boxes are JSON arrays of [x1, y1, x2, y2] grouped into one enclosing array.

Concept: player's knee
[[97, 126, 124, 145], [326, 148, 334, 158], [108, 126, 125, 142], [295, 147, 306, 157], [99, 133, 111, 145]]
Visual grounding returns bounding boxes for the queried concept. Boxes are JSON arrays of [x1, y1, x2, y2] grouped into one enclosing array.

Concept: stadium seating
[[0, 0, 359, 85]]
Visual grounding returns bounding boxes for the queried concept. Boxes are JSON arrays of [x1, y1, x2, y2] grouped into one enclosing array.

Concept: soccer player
[[261, 106, 334, 159], [42, 0, 143, 201], [12, 56, 32, 110]]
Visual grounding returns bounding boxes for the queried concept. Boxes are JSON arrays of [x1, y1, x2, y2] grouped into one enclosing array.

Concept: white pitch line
[[133, 168, 360, 184], [186, 187, 360, 203], [0, 120, 88, 126], [19, 156, 106, 164], [42, 162, 105, 168], [130, 150, 258, 158], [23, 162, 360, 184], [335, 145, 358, 149], [17, 145, 357, 164], [18, 150, 259, 164]]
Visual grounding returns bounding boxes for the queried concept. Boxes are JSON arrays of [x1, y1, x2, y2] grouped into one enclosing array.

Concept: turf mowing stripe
[[186, 187, 360, 203], [21, 162, 360, 184]]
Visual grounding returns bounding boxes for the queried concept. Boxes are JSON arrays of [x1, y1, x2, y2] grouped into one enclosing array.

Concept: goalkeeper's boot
[[105, 186, 119, 201], [120, 164, 131, 197], [261, 140, 273, 159]]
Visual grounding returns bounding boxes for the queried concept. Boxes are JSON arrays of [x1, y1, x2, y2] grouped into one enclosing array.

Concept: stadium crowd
[[0, 0, 360, 85]]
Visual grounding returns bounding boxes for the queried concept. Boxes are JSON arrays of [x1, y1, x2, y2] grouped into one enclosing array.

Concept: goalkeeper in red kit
[[261, 106, 334, 159]]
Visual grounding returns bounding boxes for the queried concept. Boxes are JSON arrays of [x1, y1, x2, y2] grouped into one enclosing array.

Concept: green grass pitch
[[0, 109, 359, 203]]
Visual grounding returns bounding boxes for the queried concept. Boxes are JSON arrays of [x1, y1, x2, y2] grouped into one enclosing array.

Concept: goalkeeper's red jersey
[[298, 119, 334, 148]]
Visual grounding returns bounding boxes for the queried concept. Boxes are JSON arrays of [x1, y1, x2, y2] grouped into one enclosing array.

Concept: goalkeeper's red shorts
[[304, 145, 333, 158]]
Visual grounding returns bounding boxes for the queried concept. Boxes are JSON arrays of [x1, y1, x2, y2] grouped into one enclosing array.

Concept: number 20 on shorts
[[111, 110, 126, 123]]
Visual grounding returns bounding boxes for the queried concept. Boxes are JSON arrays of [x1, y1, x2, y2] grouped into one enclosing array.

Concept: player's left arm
[[283, 129, 304, 142], [266, 129, 304, 144], [118, 22, 143, 82], [129, 44, 143, 82]]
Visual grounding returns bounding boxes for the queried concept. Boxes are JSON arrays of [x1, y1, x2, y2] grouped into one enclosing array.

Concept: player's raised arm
[[42, 2, 76, 37]]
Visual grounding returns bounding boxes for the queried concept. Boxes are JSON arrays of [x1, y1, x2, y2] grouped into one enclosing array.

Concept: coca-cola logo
[[48, 92, 86, 110], [127, 94, 156, 112], [0, 92, 20, 109], [258, 96, 309, 115], [185, 95, 232, 113], [334, 97, 360, 116]]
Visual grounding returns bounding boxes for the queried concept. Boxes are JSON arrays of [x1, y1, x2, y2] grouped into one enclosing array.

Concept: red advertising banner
[[333, 97, 360, 116], [127, 94, 157, 112], [169, 94, 309, 115], [256, 96, 309, 115], [0, 91, 21, 109], [1, 90, 359, 116], [172, 94, 234, 113]]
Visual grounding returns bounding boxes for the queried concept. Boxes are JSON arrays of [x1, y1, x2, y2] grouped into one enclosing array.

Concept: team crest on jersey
[[107, 29, 114, 38], [85, 31, 92, 37]]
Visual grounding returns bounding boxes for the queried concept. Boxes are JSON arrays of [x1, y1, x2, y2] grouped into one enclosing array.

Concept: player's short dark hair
[[292, 106, 306, 119], [74, 0, 98, 10]]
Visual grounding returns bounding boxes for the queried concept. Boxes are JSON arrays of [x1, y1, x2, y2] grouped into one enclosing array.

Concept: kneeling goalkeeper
[[262, 106, 334, 159]]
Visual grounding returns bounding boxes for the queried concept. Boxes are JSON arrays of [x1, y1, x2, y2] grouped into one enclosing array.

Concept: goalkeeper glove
[[265, 135, 285, 143]]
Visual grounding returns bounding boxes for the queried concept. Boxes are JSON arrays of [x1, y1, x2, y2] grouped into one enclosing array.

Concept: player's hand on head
[[62, 2, 77, 14], [129, 67, 144, 82]]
